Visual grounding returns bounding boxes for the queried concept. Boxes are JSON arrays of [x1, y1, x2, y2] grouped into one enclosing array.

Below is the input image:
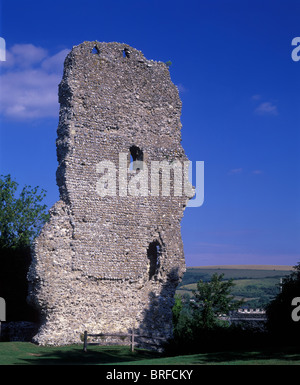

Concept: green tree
[[168, 275, 245, 354], [172, 294, 183, 327], [192, 273, 244, 329], [172, 294, 194, 338], [0, 174, 49, 249]]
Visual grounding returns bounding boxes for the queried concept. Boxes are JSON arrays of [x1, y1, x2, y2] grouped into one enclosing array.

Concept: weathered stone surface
[[27, 41, 193, 346]]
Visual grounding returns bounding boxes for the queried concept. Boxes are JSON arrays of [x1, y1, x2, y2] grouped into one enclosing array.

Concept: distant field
[[177, 265, 294, 308], [179, 265, 293, 285], [192, 265, 293, 271]]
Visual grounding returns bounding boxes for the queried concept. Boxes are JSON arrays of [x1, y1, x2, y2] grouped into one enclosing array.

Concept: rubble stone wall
[[27, 41, 193, 346]]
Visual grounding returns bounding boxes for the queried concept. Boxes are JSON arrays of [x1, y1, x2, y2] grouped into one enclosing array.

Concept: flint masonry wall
[[27, 41, 193, 346]]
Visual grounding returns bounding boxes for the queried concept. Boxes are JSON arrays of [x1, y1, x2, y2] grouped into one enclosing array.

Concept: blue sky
[[0, 0, 299, 266]]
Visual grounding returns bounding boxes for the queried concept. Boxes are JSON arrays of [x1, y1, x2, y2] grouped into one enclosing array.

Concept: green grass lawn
[[1, 342, 300, 365]]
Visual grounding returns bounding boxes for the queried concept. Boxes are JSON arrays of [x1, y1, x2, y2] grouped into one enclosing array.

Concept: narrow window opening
[[129, 153, 134, 171], [123, 47, 131, 58], [129, 145, 143, 171], [92, 46, 100, 55], [147, 241, 161, 280]]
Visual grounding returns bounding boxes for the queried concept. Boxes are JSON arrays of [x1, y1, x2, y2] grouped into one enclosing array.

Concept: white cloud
[[41, 49, 70, 73], [228, 168, 243, 175], [251, 94, 262, 100], [176, 83, 187, 93], [0, 69, 61, 119], [0, 44, 70, 119], [255, 101, 278, 116], [10, 44, 48, 67]]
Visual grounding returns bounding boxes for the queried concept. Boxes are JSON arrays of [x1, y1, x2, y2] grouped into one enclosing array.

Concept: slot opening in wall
[[92, 46, 100, 55], [123, 47, 130, 58], [129, 145, 143, 171], [147, 241, 161, 280]]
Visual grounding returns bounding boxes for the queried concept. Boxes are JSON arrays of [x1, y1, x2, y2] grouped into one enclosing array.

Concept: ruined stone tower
[[27, 41, 193, 346]]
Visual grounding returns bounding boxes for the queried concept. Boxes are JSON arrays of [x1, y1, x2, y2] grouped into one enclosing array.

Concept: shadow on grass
[[21, 345, 162, 365], [192, 346, 300, 365]]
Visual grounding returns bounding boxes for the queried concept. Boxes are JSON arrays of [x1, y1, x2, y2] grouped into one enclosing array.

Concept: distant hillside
[[191, 265, 293, 271], [177, 265, 294, 308]]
